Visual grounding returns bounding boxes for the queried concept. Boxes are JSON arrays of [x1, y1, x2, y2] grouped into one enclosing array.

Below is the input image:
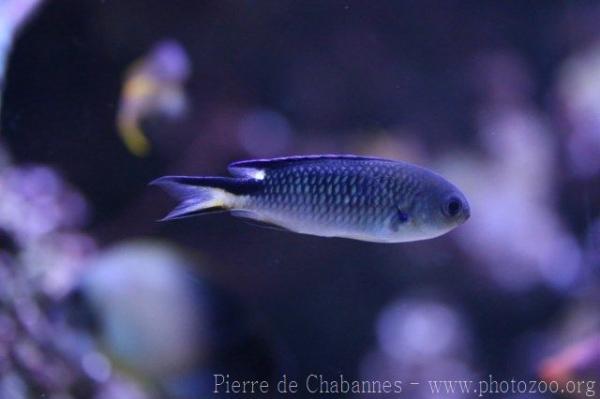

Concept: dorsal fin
[[228, 154, 391, 177]]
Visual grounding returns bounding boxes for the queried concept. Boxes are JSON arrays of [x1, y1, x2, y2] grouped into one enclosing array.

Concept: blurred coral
[[539, 335, 600, 385], [77, 240, 207, 380], [0, 165, 88, 246], [441, 52, 584, 292], [360, 296, 476, 399], [556, 41, 600, 179]]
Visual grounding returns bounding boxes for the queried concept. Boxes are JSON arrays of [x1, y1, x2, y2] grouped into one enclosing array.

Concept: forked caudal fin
[[150, 176, 260, 221]]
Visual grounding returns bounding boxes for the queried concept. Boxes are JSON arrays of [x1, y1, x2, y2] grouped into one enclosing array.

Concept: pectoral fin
[[390, 209, 410, 232]]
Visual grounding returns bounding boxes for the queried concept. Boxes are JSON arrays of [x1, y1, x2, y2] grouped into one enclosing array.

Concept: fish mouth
[[461, 202, 471, 222]]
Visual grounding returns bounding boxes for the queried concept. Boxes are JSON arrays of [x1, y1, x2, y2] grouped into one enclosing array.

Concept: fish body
[[152, 155, 470, 243]]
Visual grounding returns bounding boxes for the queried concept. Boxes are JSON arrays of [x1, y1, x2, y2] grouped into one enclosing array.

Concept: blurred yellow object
[[118, 122, 151, 157], [117, 40, 190, 157]]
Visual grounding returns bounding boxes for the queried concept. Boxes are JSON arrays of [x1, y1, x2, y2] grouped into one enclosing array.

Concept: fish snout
[[461, 200, 471, 222]]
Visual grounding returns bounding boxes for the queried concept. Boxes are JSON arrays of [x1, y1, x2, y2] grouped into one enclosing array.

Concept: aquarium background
[[0, 1, 599, 398]]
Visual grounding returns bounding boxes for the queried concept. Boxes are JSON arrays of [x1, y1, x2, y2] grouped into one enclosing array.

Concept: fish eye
[[443, 196, 462, 218]]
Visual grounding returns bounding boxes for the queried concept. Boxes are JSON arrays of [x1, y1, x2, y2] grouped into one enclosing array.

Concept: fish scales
[[245, 160, 417, 236], [152, 155, 470, 243]]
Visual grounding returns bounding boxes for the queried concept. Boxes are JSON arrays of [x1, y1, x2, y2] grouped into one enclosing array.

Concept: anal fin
[[230, 210, 292, 232]]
